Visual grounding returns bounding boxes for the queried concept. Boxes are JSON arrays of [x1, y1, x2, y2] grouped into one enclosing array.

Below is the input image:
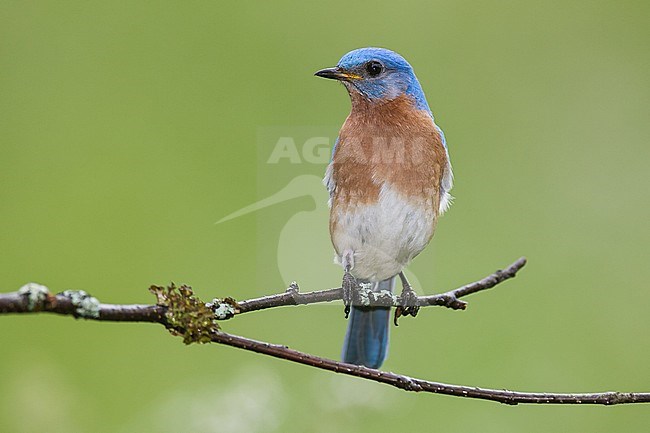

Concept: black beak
[[314, 67, 343, 80], [314, 67, 359, 81]]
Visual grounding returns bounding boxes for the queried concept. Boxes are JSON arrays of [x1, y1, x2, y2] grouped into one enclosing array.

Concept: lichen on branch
[[149, 283, 220, 344]]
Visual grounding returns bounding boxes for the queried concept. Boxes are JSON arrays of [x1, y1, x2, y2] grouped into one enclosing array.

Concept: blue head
[[315, 47, 431, 112]]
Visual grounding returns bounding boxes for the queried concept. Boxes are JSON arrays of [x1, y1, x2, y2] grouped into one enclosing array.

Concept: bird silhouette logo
[[216, 172, 422, 292]]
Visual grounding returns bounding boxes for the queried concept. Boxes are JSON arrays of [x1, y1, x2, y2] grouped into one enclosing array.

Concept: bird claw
[[394, 283, 420, 326], [342, 269, 357, 319]]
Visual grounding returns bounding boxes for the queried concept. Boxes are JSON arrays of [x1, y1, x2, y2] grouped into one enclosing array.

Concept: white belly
[[331, 183, 436, 282]]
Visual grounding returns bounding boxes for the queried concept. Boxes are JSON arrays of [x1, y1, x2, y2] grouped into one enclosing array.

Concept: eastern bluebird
[[315, 48, 453, 368]]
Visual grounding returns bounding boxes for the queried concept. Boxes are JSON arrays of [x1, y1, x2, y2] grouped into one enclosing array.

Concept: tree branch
[[208, 331, 650, 406], [232, 256, 528, 315], [1, 257, 648, 405]]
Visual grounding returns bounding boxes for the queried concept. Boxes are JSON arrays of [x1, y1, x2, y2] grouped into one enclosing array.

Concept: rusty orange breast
[[330, 94, 448, 211]]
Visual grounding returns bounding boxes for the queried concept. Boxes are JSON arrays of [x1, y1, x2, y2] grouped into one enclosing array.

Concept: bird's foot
[[342, 269, 358, 319], [341, 250, 357, 318], [394, 273, 420, 325]]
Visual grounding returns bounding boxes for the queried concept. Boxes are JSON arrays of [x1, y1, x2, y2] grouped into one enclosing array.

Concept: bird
[[315, 47, 453, 369]]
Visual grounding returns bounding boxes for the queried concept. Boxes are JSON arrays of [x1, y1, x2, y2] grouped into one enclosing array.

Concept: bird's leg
[[342, 269, 356, 319], [341, 250, 356, 319], [394, 271, 420, 325]]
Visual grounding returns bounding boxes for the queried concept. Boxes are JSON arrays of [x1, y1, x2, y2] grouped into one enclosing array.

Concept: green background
[[1, 1, 649, 432]]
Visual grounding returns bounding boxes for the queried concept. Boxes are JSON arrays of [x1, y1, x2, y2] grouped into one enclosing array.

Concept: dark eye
[[365, 61, 383, 77]]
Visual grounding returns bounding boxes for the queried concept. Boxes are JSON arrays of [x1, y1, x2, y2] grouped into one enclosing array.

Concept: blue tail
[[341, 277, 394, 368]]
